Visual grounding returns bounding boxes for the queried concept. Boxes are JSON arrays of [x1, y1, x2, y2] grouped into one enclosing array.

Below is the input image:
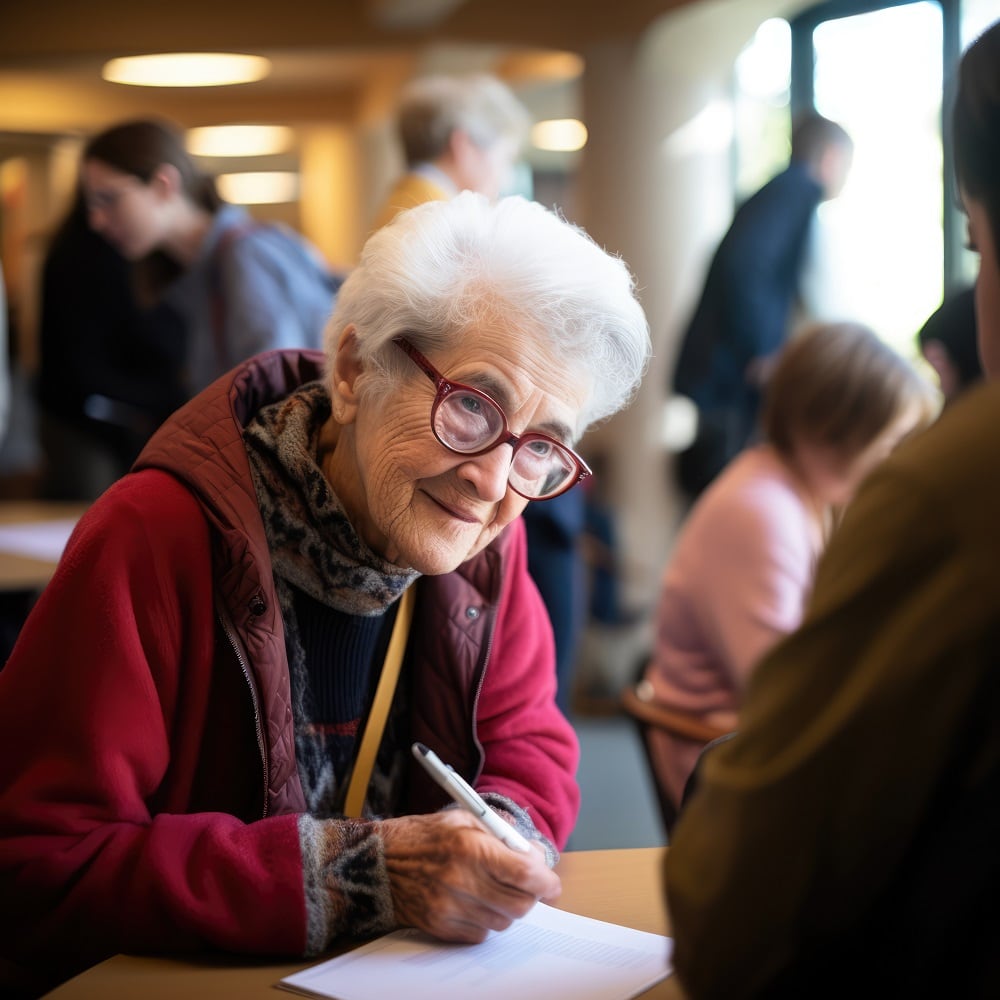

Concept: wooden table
[[0, 501, 88, 592], [46, 847, 685, 999]]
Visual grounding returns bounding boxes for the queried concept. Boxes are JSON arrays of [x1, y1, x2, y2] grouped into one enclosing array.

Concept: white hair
[[325, 192, 651, 435]]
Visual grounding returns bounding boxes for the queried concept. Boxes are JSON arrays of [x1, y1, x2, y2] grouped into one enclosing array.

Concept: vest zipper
[[218, 612, 270, 818], [469, 603, 497, 785]]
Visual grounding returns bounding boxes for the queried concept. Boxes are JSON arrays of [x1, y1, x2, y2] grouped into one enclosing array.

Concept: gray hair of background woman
[[397, 73, 531, 166], [325, 191, 652, 437]]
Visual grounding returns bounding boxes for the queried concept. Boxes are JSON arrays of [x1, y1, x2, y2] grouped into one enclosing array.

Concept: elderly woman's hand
[[378, 809, 562, 943]]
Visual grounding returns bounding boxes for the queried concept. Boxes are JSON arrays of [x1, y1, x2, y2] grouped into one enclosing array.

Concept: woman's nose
[[87, 206, 108, 232], [458, 443, 514, 502]]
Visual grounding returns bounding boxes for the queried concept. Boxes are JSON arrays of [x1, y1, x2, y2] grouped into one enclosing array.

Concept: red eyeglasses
[[394, 337, 591, 500]]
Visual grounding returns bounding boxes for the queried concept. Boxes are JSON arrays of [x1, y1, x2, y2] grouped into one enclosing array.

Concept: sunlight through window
[[808, 2, 943, 360]]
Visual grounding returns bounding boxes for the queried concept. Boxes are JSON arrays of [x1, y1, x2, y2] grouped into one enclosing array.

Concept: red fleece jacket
[[0, 350, 579, 995]]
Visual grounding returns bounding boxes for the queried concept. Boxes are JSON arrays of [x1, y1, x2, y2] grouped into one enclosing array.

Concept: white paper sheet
[[278, 902, 673, 1000], [0, 518, 78, 563]]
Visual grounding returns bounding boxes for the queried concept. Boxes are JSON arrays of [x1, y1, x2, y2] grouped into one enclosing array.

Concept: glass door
[[797, 1, 945, 359]]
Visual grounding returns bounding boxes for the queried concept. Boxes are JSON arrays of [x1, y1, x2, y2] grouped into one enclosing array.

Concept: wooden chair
[[620, 678, 730, 839]]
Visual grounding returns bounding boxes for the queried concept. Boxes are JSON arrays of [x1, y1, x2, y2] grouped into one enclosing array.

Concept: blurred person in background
[[0, 259, 9, 452], [82, 118, 338, 398], [371, 72, 531, 231], [671, 113, 854, 502], [36, 186, 186, 500], [917, 285, 983, 404], [0, 260, 15, 660], [645, 321, 937, 813]]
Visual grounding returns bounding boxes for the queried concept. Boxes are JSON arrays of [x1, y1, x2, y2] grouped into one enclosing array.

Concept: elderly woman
[[0, 191, 650, 996]]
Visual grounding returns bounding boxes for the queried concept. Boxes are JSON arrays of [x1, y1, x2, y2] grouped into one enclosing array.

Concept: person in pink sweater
[[645, 321, 938, 813]]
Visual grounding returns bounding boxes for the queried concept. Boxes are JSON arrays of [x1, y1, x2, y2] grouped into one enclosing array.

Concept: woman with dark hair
[[36, 185, 187, 499], [665, 20, 1000, 998], [643, 321, 936, 811], [917, 286, 982, 403], [82, 118, 336, 395]]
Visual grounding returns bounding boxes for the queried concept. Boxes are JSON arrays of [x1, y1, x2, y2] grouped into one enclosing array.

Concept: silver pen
[[411, 742, 532, 853]]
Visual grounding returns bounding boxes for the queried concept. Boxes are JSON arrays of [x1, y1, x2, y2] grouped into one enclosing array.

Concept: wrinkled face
[[963, 192, 1000, 379], [81, 158, 165, 259], [327, 326, 591, 576]]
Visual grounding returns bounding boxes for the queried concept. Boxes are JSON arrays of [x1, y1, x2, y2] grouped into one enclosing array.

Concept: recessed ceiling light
[[216, 171, 299, 204], [102, 53, 271, 88], [531, 119, 588, 153], [187, 125, 293, 158]]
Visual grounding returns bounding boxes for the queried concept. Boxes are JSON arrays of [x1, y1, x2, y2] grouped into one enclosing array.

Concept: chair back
[[620, 679, 730, 839]]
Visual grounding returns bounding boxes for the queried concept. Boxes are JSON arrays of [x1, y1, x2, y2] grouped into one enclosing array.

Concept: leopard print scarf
[[244, 380, 419, 816]]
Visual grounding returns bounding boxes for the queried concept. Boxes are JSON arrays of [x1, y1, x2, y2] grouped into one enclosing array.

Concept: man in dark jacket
[[671, 112, 853, 500]]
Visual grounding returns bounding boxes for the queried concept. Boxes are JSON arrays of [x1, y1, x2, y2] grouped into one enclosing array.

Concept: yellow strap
[[343, 585, 416, 818]]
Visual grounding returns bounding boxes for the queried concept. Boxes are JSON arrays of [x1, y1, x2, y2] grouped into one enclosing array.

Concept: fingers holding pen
[[378, 811, 562, 943]]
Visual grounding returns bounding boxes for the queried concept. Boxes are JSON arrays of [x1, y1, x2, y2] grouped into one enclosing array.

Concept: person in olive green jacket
[[665, 19, 1000, 999]]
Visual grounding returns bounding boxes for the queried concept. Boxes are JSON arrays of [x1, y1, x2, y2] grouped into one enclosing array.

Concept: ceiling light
[[531, 119, 588, 153], [217, 171, 299, 204], [187, 125, 294, 158], [102, 53, 271, 88]]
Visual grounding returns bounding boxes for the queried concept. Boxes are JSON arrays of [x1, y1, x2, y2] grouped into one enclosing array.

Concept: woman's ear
[[920, 339, 959, 400], [330, 325, 363, 424], [149, 162, 182, 202], [446, 127, 489, 191]]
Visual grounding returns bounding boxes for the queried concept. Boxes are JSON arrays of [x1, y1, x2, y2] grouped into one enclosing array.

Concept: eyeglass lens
[[436, 391, 505, 451], [393, 336, 587, 500], [434, 390, 577, 499]]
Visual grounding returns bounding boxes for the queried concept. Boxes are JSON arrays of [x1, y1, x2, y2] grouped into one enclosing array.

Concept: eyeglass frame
[[392, 336, 592, 501]]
